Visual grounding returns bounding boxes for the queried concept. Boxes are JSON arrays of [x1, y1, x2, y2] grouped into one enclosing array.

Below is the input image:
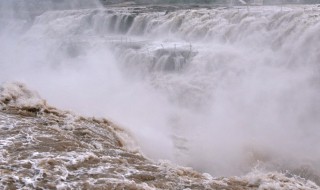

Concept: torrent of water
[[1, 0, 320, 185]]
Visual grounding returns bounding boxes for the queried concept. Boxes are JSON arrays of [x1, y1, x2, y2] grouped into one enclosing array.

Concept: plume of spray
[[0, 0, 177, 160], [1, 0, 320, 184]]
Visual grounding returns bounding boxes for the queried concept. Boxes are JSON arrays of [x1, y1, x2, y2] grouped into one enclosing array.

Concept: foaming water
[[1, 1, 320, 183]]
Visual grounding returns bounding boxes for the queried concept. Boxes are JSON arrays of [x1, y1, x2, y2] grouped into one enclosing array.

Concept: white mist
[[1, 1, 320, 182]]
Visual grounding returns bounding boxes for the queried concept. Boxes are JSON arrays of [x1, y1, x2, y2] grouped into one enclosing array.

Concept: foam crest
[[1, 3, 320, 185]]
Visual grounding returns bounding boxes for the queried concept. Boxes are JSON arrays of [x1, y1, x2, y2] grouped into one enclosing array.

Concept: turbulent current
[[1, 0, 320, 189]]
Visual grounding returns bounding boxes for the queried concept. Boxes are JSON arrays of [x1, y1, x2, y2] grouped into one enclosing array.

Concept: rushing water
[[1, 0, 320, 184]]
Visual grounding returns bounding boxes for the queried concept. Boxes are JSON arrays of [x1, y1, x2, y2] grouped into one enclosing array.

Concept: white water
[[1, 1, 320, 181]]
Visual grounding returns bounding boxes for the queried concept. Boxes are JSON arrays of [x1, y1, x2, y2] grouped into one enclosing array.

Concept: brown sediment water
[[0, 82, 318, 189]]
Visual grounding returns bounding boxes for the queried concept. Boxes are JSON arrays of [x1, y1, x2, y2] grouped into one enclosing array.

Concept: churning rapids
[[1, 1, 320, 189]]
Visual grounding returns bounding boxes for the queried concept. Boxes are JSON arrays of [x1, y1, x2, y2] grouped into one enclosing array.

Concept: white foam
[[1, 2, 320, 184]]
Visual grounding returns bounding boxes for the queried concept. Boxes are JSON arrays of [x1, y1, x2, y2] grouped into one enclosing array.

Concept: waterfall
[[1, 1, 320, 183]]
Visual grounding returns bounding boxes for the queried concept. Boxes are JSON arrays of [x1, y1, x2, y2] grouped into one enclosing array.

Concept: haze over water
[[1, 0, 320, 184]]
